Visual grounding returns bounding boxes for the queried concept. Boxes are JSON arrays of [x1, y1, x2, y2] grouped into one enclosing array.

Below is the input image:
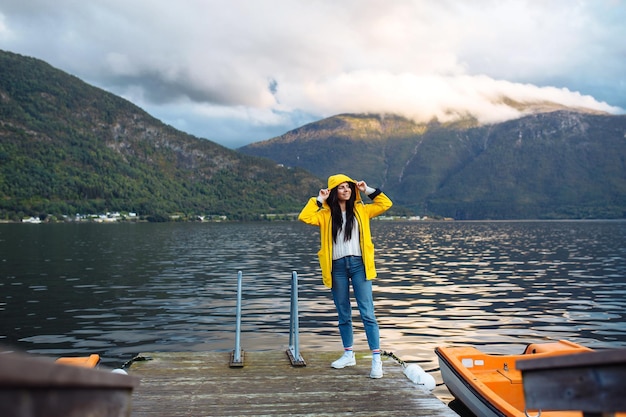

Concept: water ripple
[[0, 220, 624, 368]]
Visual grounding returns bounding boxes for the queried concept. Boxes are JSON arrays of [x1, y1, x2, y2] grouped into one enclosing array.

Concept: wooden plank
[[0, 389, 134, 417], [0, 351, 139, 417], [129, 351, 459, 417], [0, 351, 138, 389], [517, 349, 626, 413], [517, 349, 626, 371]]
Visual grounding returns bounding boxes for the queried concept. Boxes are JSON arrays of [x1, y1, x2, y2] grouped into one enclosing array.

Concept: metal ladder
[[229, 270, 306, 367], [286, 271, 306, 366], [229, 271, 245, 367]]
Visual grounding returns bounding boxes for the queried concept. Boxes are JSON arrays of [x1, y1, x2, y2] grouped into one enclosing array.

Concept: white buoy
[[417, 372, 436, 391], [403, 363, 426, 382], [403, 364, 436, 391], [111, 368, 128, 375]]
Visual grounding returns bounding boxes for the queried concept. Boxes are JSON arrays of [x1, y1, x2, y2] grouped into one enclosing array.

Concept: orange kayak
[[435, 340, 624, 417], [55, 354, 101, 368]]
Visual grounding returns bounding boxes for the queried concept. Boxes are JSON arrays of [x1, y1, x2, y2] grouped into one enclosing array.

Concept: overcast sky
[[1, 0, 625, 148]]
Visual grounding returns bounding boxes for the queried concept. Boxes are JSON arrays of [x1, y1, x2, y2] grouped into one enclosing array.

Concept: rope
[[382, 350, 438, 371], [122, 355, 153, 370], [382, 350, 407, 367]]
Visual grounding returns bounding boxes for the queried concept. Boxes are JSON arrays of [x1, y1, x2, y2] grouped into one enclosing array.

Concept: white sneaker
[[370, 355, 383, 378], [331, 351, 356, 369]]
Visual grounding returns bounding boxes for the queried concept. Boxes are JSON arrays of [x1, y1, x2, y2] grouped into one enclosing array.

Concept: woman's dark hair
[[328, 182, 357, 242]]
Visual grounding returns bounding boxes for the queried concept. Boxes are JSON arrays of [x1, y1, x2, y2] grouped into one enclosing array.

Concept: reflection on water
[[374, 221, 626, 354], [1, 222, 331, 361], [1, 220, 625, 405]]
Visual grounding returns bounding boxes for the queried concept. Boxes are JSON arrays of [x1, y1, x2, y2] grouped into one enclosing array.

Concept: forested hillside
[[0, 50, 320, 221]]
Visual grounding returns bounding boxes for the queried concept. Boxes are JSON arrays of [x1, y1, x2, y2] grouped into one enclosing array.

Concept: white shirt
[[332, 212, 362, 260]]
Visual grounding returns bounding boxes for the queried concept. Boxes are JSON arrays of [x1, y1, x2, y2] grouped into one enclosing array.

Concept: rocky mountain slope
[[240, 112, 626, 219]]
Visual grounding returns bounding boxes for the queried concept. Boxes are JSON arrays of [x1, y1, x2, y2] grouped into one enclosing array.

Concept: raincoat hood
[[327, 174, 362, 202], [327, 173, 355, 190]]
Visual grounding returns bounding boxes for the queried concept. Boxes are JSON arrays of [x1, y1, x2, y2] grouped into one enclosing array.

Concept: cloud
[[0, 0, 625, 147], [279, 71, 622, 124]]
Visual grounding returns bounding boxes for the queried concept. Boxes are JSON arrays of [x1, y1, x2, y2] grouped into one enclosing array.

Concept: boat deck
[[129, 350, 459, 416]]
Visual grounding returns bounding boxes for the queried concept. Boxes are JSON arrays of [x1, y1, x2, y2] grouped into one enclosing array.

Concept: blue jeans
[[331, 256, 380, 351]]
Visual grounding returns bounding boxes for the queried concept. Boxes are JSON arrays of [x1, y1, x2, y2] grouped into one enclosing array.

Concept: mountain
[[3, 49, 625, 221], [239, 112, 626, 219], [0, 50, 320, 221]]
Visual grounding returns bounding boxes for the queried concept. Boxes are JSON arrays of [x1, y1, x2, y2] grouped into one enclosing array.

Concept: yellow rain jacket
[[298, 174, 393, 288]]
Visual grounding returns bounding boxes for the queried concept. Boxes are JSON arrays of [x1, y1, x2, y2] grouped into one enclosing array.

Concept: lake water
[[1, 220, 625, 409]]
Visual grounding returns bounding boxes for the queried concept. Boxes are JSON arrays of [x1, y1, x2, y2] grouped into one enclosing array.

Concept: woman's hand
[[318, 188, 330, 202], [356, 181, 368, 192]]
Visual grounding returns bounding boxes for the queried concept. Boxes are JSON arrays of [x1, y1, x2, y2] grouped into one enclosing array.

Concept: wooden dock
[[129, 350, 459, 416], [518, 348, 626, 416]]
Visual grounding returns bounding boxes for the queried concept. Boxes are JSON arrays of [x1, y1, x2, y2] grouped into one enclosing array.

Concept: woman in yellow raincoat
[[298, 174, 392, 378]]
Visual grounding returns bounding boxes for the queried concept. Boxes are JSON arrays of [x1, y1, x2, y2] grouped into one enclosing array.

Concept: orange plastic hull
[[435, 340, 623, 417], [55, 354, 101, 368]]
